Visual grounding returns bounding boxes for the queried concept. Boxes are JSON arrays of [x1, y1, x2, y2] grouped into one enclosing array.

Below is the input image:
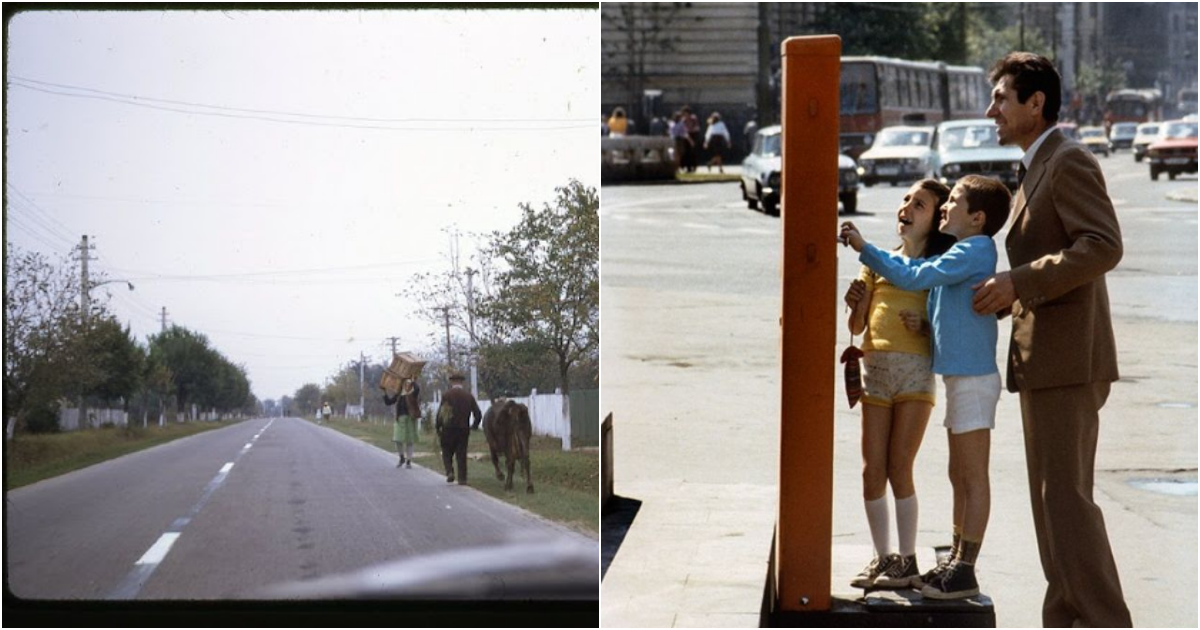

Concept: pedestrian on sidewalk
[[607, 106, 629, 138], [842, 173, 1013, 600], [703, 112, 731, 174], [384, 378, 421, 469], [682, 105, 701, 172], [841, 179, 955, 591], [669, 111, 693, 174], [435, 372, 482, 485], [973, 52, 1132, 627]]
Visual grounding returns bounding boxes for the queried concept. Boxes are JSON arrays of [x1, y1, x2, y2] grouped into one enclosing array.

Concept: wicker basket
[[381, 352, 426, 396]]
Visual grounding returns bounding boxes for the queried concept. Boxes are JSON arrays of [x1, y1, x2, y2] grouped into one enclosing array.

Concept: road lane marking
[[244, 443, 253, 450], [108, 418, 273, 599], [136, 533, 180, 565]]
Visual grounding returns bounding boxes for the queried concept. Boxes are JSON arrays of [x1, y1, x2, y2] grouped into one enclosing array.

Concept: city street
[[7, 417, 596, 600], [599, 156, 1197, 627]]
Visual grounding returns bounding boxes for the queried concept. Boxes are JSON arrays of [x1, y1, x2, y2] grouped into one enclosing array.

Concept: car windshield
[[938, 125, 1000, 151], [759, 133, 781, 157], [874, 129, 930, 148], [1081, 129, 1105, 139], [1139, 125, 1160, 137], [1112, 124, 1137, 136], [1163, 122, 1199, 139]]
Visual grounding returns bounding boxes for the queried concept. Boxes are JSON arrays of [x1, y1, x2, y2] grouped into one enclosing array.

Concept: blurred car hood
[[938, 146, 1022, 163], [859, 146, 931, 161], [1149, 138, 1198, 150], [259, 535, 598, 600]]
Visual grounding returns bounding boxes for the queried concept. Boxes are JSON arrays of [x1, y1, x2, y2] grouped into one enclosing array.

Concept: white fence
[[58, 407, 129, 432], [423, 388, 573, 451]]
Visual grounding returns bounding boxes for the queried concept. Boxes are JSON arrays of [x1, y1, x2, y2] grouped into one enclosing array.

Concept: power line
[[113, 259, 438, 282], [7, 200, 78, 247], [6, 214, 75, 254], [9, 78, 594, 132], [7, 183, 79, 240], [10, 75, 593, 125]]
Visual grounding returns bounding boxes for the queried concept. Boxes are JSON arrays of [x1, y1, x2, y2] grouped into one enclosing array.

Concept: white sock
[[406, 443, 414, 459], [894, 494, 919, 557], [864, 496, 891, 558]]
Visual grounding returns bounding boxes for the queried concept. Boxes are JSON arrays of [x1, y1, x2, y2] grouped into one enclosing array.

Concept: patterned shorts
[[862, 351, 936, 408]]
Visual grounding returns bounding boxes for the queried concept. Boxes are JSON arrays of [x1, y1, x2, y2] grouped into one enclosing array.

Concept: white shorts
[[942, 373, 1002, 434]]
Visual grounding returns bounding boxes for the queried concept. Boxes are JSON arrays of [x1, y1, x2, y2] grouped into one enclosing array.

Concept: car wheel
[[1151, 167, 1160, 181], [764, 198, 778, 216], [1169, 171, 1178, 180], [862, 179, 874, 187], [840, 192, 857, 214], [1135, 154, 1143, 163]]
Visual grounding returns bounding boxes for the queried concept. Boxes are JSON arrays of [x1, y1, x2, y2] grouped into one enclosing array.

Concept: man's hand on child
[[971, 271, 1017, 315], [839, 222, 865, 252]]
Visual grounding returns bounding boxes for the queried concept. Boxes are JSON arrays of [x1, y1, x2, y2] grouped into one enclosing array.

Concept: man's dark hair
[[914, 179, 957, 257], [989, 52, 1062, 124], [957, 175, 1012, 237]]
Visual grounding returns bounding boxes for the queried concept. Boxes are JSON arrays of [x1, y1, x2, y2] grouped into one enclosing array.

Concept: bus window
[[840, 63, 878, 115]]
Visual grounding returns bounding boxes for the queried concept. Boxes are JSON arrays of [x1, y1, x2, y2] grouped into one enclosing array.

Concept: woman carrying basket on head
[[384, 378, 421, 469]]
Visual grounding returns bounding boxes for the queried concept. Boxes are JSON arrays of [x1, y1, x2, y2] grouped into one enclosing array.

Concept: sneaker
[[911, 556, 953, 588], [850, 554, 897, 589], [873, 553, 919, 588], [920, 561, 979, 600], [405, 461, 412, 469]]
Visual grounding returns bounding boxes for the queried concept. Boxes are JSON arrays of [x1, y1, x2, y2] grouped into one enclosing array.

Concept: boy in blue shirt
[[839, 174, 1012, 600]]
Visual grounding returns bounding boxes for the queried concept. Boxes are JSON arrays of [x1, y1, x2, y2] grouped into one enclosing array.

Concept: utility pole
[[442, 306, 453, 372], [160, 307, 169, 333], [359, 350, 365, 420], [385, 336, 400, 356], [465, 268, 479, 398], [77, 235, 96, 429]]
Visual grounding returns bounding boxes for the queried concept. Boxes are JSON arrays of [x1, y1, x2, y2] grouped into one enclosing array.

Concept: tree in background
[[292, 383, 322, 417], [147, 325, 253, 417], [81, 317, 145, 408], [483, 180, 598, 397], [603, 3, 685, 123], [4, 244, 87, 432]]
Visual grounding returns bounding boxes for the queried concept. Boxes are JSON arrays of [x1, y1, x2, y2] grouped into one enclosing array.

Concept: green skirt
[[393, 415, 419, 444]]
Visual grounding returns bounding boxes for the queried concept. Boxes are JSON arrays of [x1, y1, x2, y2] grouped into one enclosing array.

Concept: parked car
[[1108, 122, 1138, 151], [855, 126, 935, 187], [928, 119, 1021, 189], [1132, 122, 1163, 162], [1056, 122, 1080, 140], [740, 125, 860, 215], [1079, 126, 1112, 157], [1147, 119, 1198, 180]]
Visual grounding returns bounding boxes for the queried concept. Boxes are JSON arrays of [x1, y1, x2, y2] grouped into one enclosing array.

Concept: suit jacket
[[1005, 129, 1122, 392], [437, 385, 482, 430]]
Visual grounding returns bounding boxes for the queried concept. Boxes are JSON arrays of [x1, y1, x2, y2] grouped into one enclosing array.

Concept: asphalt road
[[7, 417, 596, 600], [600, 154, 1196, 627]]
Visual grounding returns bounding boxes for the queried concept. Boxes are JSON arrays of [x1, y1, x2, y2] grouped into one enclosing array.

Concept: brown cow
[[483, 399, 533, 493]]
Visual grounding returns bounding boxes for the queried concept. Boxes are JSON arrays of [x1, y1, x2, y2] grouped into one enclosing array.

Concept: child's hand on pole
[[839, 222, 865, 252]]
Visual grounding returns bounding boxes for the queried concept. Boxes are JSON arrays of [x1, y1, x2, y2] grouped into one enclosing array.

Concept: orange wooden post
[[775, 35, 841, 613]]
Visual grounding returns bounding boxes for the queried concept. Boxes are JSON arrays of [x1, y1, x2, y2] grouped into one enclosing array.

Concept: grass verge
[[6, 421, 232, 491], [321, 416, 598, 536]]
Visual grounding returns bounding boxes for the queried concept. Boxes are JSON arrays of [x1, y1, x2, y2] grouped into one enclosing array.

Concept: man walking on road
[[973, 52, 1132, 627], [436, 372, 482, 485]]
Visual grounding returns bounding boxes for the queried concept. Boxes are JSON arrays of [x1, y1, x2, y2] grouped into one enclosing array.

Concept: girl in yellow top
[[845, 179, 955, 590]]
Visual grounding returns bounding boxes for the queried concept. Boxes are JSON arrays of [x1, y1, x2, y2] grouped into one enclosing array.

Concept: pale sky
[[5, 8, 598, 403]]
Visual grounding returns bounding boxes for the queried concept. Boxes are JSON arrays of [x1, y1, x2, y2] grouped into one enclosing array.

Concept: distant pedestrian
[[384, 378, 421, 469], [315, 403, 324, 424], [322, 402, 332, 423], [682, 105, 701, 172], [974, 52, 1131, 627], [704, 112, 731, 173], [669, 111, 692, 173], [607, 106, 629, 138], [435, 372, 482, 485], [743, 118, 759, 154], [648, 116, 667, 137]]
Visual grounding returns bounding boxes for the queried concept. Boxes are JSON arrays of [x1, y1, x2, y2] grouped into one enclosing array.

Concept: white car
[[740, 125, 860, 215], [928, 119, 1022, 189], [1108, 122, 1138, 152], [856, 126, 935, 186], [1133, 122, 1163, 162]]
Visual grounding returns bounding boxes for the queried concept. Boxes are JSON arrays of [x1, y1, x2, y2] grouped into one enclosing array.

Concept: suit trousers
[[440, 427, 470, 482], [1019, 381, 1132, 628]]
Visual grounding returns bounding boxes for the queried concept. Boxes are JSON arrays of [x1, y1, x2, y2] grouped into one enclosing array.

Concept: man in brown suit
[[435, 372, 482, 485], [973, 53, 1132, 627]]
